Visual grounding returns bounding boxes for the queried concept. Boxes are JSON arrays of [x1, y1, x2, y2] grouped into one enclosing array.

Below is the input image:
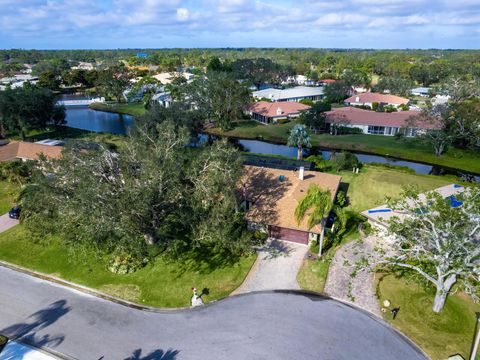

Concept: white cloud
[[176, 8, 189, 21], [0, 0, 479, 48]]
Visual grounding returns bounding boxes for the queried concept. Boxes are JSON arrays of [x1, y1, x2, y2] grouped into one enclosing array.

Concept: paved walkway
[[0, 213, 18, 234], [233, 239, 309, 294], [324, 236, 381, 316]]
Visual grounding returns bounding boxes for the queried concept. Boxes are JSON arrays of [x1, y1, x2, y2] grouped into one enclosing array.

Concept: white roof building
[[152, 72, 194, 85], [252, 86, 324, 102], [410, 87, 431, 97]]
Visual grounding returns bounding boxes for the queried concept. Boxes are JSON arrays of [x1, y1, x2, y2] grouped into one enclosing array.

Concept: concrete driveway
[[0, 214, 18, 234], [233, 239, 309, 294], [0, 265, 427, 360]]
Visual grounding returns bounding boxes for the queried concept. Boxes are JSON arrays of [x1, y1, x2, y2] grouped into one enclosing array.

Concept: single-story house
[[410, 87, 431, 97], [247, 101, 310, 124], [252, 86, 324, 102], [283, 75, 316, 86], [71, 62, 95, 71], [239, 165, 341, 245], [344, 92, 409, 108], [151, 91, 172, 107], [0, 141, 63, 162], [152, 72, 194, 85], [324, 107, 437, 137], [361, 184, 465, 232]]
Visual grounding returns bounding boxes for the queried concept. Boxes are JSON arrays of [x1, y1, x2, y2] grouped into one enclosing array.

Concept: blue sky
[[0, 0, 479, 49]]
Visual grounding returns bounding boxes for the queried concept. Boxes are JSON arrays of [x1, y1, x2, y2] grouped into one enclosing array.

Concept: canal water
[[61, 99, 478, 181], [61, 95, 133, 135]]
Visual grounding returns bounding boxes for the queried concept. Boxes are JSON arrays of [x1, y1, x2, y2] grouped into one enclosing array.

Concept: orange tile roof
[[248, 101, 310, 118], [240, 166, 341, 234], [345, 92, 409, 105], [325, 107, 439, 129], [0, 141, 63, 162]]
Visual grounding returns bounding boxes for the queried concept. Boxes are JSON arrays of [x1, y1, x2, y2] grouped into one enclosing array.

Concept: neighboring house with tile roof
[[0, 141, 63, 162], [344, 92, 409, 108], [247, 101, 310, 124], [324, 107, 438, 137], [239, 165, 341, 245]]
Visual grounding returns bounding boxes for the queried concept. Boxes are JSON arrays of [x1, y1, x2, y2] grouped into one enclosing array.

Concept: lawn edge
[[0, 259, 429, 359]]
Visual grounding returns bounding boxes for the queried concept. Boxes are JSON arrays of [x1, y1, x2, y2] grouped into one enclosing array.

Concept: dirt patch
[[99, 284, 141, 303]]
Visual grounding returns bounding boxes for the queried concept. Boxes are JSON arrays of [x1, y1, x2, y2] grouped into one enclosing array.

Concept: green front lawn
[[377, 274, 480, 360], [339, 165, 453, 212], [0, 226, 256, 308], [0, 181, 19, 214], [206, 121, 480, 174]]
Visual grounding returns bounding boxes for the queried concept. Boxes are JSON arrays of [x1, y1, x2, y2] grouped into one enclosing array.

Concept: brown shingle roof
[[325, 107, 439, 129], [240, 166, 341, 234], [248, 101, 310, 118], [345, 92, 409, 105], [0, 141, 63, 162]]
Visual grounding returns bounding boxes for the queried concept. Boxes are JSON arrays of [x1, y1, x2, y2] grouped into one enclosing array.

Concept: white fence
[[57, 97, 105, 106]]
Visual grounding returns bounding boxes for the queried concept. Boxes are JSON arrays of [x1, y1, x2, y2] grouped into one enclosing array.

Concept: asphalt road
[[0, 266, 427, 360]]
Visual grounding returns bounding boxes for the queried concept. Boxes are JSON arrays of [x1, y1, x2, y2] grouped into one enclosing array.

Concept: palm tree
[[295, 184, 333, 256], [287, 124, 311, 160]]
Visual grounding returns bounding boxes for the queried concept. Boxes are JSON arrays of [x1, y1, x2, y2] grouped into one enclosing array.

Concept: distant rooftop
[[248, 101, 310, 118], [0, 141, 63, 162], [252, 86, 324, 101], [345, 92, 409, 105]]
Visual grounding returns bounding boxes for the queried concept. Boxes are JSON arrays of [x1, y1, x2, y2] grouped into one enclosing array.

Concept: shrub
[[337, 126, 363, 135], [276, 118, 290, 124], [382, 105, 397, 113], [299, 99, 314, 106], [0, 160, 34, 185], [336, 190, 347, 207], [367, 162, 416, 174], [108, 251, 148, 274], [372, 102, 379, 111], [330, 151, 361, 171], [361, 221, 372, 235]]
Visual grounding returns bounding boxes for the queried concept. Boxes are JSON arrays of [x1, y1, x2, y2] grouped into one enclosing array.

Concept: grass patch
[[339, 165, 452, 212], [0, 181, 19, 214], [0, 225, 256, 308], [376, 274, 480, 360], [99, 284, 141, 303], [297, 257, 330, 293], [89, 102, 147, 117], [297, 215, 362, 294], [14, 126, 128, 150], [206, 121, 480, 174]]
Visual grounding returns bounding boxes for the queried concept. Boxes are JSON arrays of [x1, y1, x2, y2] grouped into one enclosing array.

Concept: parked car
[[8, 206, 20, 219], [0, 334, 57, 359]]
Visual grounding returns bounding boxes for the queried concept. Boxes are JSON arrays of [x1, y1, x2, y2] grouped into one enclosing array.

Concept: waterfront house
[[248, 101, 310, 124]]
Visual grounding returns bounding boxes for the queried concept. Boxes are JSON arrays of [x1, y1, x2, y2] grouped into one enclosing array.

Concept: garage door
[[268, 226, 309, 245]]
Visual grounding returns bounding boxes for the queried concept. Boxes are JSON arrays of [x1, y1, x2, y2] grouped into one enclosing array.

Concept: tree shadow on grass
[[124, 348, 180, 360], [170, 247, 243, 278]]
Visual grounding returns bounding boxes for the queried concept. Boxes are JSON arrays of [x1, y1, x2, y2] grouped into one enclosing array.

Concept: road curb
[[0, 260, 193, 313], [0, 260, 429, 359]]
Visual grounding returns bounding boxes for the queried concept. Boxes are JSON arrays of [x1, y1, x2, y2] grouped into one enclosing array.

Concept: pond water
[[65, 106, 133, 135], [61, 98, 478, 181], [60, 95, 133, 135]]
